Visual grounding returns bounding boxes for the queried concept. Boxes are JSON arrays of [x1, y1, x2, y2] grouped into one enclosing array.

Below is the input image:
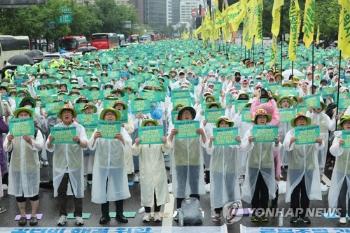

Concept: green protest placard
[[296, 104, 309, 114], [252, 125, 279, 143], [45, 102, 63, 116], [234, 100, 248, 112], [141, 91, 165, 102], [138, 126, 164, 144], [277, 88, 298, 97], [37, 89, 57, 97], [84, 125, 96, 139], [171, 97, 193, 107], [279, 108, 296, 123], [321, 86, 336, 97], [174, 120, 199, 139], [77, 114, 98, 126], [241, 109, 252, 122], [97, 120, 121, 139], [338, 93, 350, 110], [172, 90, 190, 98], [303, 94, 321, 109], [51, 126, 77, 144], [295, 125, 320, 145], [131, 99, 151, 114], [205, 109, 225, 123], [9, 118, 35, 137], [213, 127, 239, 146], [342, 130, 350, 148]]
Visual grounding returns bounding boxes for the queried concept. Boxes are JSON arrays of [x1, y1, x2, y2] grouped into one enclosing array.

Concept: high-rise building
[[172, 0, 181, 25], [130, 0, 144, 24], [179, 0, 201, 25], [144, 0, 167, 32]]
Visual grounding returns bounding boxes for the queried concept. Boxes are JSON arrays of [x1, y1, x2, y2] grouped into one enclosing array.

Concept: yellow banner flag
[[271, 0, 284, 37], [255, 0, 264, 44], [288, 0, 301, 61], [302, 0, 315, 48], [242, 0, 256, 49], [229, 0, 247, 32], [338, 0, 350, 58]]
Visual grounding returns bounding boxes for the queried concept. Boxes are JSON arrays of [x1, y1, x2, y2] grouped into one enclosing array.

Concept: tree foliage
[[0, 0, 138, 40]]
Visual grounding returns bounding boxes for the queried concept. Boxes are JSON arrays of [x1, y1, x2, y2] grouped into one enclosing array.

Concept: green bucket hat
[[13, 107, 33, 118], [216, 116, 234, 128], [100, 108, 121, 120], [291, 113, 311, 127], [339, 115, 350, 129], [141, 119, 159, 127]]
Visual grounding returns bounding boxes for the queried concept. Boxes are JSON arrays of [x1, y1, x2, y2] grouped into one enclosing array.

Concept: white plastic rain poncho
[[206, 143, 244, 209], [241, 128, 278, 203], [132, 142, 170, 207], [46, 122, 87, 198], [328, 131, 350, 208], [168, 125, 206, 198], [283, 128, 323, 202], [89, 127, 131, 204], [4, 130, 44, 197], [279, 120, 292, 166], [306, 111, 335, 170]]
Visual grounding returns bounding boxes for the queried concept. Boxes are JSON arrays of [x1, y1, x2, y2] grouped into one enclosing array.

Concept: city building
[[179, 0, 201, 25], [172, 0, 181, 25], [144, 0, 167, 32], [130, 0, 145, 24]]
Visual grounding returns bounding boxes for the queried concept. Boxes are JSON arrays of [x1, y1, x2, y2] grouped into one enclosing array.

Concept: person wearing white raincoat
[[89, 108, 130, 225], [306, 101, 335, 174], [242, 108, 280, 222], [329, 115, 350, 224], [132, 119, 170, 223], [168, 106, 207, 219], [283, 113, 323, 224], [207, 116, 245, 223], [46, 104, 88, 227], [4, 107, 44, 226]]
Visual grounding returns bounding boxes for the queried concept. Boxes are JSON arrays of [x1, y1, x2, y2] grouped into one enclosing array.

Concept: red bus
[[59, 36, 88, 52], [91, 33, 119, 50]]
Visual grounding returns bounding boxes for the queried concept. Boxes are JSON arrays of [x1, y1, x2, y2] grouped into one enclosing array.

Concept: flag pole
[[280, 5, 283, 72], [336, 50, 342, 130]]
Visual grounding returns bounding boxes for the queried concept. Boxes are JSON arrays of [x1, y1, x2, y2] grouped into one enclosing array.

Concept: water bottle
[[278, 210, 284, 227]]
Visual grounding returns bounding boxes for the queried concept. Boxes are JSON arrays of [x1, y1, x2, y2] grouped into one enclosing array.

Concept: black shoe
[[290, 216, 298, 224], [116, 214, 128, 223], [29, 216, 38, 226], [99, 216, 111, 225], [301, 216, 311, 224], [18, 216, 27, 226]]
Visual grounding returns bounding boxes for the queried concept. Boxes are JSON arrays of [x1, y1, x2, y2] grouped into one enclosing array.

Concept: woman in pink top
[[251, 88, 280, 126]]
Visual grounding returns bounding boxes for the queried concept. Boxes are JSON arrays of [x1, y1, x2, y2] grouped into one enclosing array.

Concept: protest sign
[[174, 120, 199, 139], [97, 120, 121, 139], [295, 125, 320, 144], [279, 108, 297, 123], [131, 99, 151, 114], [205, 109, 225, 123], [51, 127, 77, 144], [9, 118, 35, 137], [138, 126, 164, 144], [213, 127, 239, 146], [303, 94, 321, 108], [252, 125, 279, 142], [342, 130, 350, 148]]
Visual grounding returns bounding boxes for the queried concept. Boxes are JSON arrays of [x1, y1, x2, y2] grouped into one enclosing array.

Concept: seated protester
[[132, 119, 170, 223], [46, 104, 88, 227], [207, 117, 245, 223], [283, 113, 323, 225], [242, 108, 280, 222], [168, 106, 207, 221], [329, 115, 350, 224], [3, 108, 44, 226], [89, 108, 130, 225]]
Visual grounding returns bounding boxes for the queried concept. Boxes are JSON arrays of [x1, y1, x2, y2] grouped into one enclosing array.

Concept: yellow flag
[[288, 0, 301, 61], [338, 0, 350, 58], [302, 0, 315, 48], [271, 0, 284, 37], [229, 0, 247, 32], [255, 0, 264, 44], [242, 0, 256, 49]]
